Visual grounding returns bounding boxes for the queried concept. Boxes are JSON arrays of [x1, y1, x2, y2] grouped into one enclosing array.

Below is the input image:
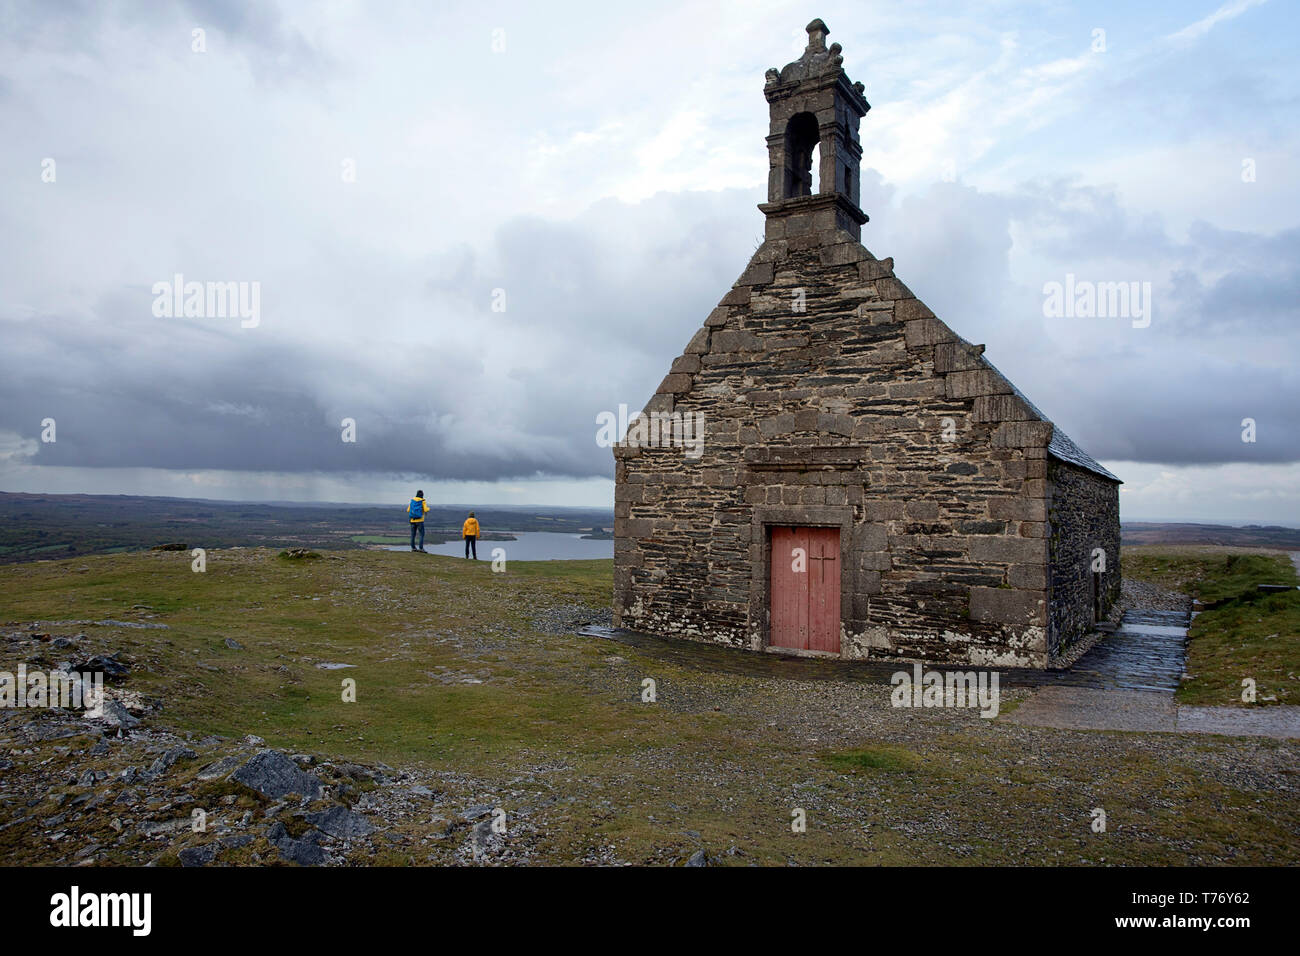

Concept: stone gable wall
[[614, 228, 1061, 668], [1047, 459, 1121, 658]]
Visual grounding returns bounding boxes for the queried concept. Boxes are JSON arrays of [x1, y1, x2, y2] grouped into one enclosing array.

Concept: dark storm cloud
[[0, 190, 757, 481], [2, 178, 1297, 479], [1, 0, 1296, 489], [417, 188, 761, 460], [430, 190, 755, 356], [0, 290, 606, 481]]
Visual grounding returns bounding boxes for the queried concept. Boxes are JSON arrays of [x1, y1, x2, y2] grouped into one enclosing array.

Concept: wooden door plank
[[808, 527, 841, 653], [770, 526, 797, 649], [795, 526, 810, 650]]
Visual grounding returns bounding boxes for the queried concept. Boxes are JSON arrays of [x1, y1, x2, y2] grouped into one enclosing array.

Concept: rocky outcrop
[[231, 751, 323, 801], [0, 625, 529, 867]]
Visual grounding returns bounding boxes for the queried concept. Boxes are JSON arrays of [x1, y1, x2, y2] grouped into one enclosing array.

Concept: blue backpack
[[408, 498, 423, 520]]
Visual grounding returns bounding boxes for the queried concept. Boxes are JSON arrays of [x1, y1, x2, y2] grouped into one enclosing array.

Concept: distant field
[[0, 492, 611, 565], [1123, 522, 1300, 550]]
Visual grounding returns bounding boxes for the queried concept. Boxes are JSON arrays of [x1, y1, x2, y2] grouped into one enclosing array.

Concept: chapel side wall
[[1046, 459, 1122, 658]]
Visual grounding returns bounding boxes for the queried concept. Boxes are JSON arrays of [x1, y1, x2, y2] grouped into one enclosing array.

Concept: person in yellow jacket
[[407, 490, 429, 552], [462, 512, 479, 560]]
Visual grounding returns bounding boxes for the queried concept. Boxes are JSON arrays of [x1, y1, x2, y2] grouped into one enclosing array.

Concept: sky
[[0, 0, 1297, 522]]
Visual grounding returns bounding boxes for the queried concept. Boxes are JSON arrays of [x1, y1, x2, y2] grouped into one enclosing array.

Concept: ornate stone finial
[[806, 18, 829, 52], [765, 67, 780, 87]]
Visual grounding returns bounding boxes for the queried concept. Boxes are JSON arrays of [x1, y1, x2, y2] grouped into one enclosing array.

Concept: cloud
[[0, 430, 38, 462], [1167, 0, 1269, 45], [4, 173, 1294, 482], [868, 178, 1299, 467], [0, 0, 1296, 516], [1115, 460, 1300, 522]]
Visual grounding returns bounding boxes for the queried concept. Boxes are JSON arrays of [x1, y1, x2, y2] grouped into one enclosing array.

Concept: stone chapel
[[612, 19, 1121, 668]]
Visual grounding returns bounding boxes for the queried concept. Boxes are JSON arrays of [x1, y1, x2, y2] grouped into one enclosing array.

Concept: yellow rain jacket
[[408, 497, 429, 523], [462, 517, 480, 538]]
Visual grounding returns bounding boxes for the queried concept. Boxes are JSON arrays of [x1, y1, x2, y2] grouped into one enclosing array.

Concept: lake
[[386, 530, 613, 561]]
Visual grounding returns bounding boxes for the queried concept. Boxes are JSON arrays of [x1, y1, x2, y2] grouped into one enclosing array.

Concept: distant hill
[[1122, 522, 1300, 550], [0, 492, 613, 565]]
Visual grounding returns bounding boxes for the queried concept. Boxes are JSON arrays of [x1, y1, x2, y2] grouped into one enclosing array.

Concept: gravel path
[[1007, 689, 1300, 739], [1116, 577, 1193, 615], [1178, 705, 1300, 739], [1004, 687, 1177, 732]]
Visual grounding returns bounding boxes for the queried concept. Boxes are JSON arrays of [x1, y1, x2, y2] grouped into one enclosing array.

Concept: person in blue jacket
[[407, 490, 429, 552]]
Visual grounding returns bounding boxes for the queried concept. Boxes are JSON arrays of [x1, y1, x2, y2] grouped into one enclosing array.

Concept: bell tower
[[759, 19, 870, 242]]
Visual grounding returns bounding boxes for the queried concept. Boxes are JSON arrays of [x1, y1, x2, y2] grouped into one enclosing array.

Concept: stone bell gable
[[612, 19, 1120, 669]]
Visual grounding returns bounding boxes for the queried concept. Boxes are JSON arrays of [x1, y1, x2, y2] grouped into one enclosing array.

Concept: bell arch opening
[[783, 111, 820, 198]]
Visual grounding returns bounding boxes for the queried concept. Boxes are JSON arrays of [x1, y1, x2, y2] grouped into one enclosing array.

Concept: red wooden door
[[770, 526, 840, 653]]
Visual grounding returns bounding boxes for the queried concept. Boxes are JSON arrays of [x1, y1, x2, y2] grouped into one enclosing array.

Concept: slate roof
[[1046, 426, 1121, 482]]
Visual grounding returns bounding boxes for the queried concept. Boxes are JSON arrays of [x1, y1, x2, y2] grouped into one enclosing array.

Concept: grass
[[2, 546, 1298, 865], [820, 745, 921, 774], [345, 534, 472, 546], [0, 549, 658, 774], [1124, 546, 1299, 706]]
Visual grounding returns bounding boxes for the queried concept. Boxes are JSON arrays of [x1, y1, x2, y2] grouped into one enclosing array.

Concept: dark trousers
[[410, 522, 424, 549], [464, 535, 477, 559]]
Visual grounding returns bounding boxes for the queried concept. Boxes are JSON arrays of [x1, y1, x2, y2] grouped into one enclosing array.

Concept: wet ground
[[1052, 609, 1190, 692], [580, 608, 1191, 691], [583, 607, 1300, 739]]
